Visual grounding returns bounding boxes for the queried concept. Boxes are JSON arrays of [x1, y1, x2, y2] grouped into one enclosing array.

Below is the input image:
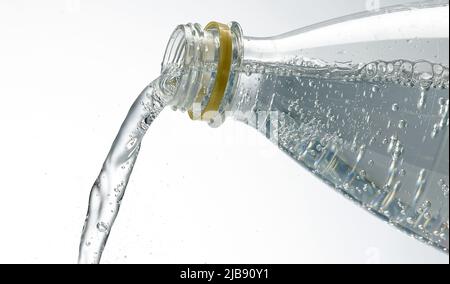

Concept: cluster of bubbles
[[237, 58, 449, 90], [355, 60, 449, 90], [233, 57, 449, 253]]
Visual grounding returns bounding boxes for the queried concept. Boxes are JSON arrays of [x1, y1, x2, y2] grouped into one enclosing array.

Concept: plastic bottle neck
[[161, 22, 243, 125]]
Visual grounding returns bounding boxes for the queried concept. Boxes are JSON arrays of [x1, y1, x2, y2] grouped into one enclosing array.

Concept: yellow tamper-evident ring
[[189, 22, 233, 121]]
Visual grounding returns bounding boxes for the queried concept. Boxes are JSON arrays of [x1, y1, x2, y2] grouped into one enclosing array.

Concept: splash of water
[[78, 78, 169, 264]]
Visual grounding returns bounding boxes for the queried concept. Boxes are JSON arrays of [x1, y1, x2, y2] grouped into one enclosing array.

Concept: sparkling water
[[78, 78, 169, 264], [233, 59, 449, 252]]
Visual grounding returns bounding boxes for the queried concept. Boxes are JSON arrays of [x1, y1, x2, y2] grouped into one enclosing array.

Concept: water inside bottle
[[233, 58, 449, 252]]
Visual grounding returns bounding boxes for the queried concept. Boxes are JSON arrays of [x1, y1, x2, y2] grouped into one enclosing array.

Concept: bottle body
[[162, 3, 449, 252], [233, 66, 449, 252]]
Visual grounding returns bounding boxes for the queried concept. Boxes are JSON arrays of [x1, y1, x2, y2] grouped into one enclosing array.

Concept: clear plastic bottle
[[161, 2, 449, 252]]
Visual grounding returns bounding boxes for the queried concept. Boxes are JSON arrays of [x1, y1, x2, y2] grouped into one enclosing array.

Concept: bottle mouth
[[160, 24, 196, 109], [161, 22, 243, 123], [161, 25, 189, 74]]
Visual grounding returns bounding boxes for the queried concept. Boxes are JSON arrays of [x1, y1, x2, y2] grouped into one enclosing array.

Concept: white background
[[0, 0, 448, 264]]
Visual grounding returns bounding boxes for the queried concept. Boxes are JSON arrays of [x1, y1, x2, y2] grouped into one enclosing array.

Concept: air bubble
[[418, 89, 427, 110], [398, 120, 408, 129], [414, 61, 434, 84], [400, 62, 413, 82], [442, 184, 449, 197], [392, 104, 399, 112], [434, 64, 444, 75], [378, 62, 387, 74], [127, 137, 138, 150], [97, 222, 109, 233]]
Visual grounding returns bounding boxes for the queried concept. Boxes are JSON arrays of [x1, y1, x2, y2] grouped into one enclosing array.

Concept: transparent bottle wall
[[233, 67, 448, 251], [228, 4, 449, 252]]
